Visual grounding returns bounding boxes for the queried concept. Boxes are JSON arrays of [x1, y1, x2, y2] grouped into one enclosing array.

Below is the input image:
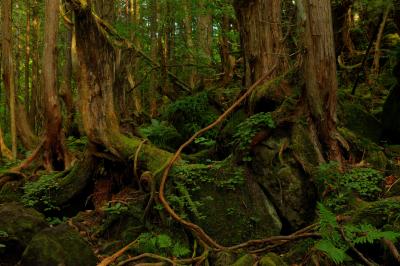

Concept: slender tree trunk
[[0, 126, 12, 160], [299, 0, 342, 164], [30, 0, 43, 131], [25, 0, 31, 113], [372, 4, 391, 76], [183, 0, 196, 89], [42, 0, 70, 170], [219, 14, 235, 85], [149, 0, 159, 117], [1, 0, 18, 159], [198, 0, 213, 61]]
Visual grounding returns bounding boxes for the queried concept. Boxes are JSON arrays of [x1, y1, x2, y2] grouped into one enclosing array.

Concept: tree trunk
[[234, 0, 288, 88], [60, 27, 75, 136], [299, 0, 342, 163], [198, 0, 213, 61], [30, 0, 43, 131], [149, 0, 159, 117], [67, 0, 171, 172], [183, 0, 196, 89], [42, 0, 70, 170], [1, 0, 18, 159], [25, 0, 31, 114]]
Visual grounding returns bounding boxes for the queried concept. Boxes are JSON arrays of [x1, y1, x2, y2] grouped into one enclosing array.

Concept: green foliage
[[102, 202, 129, 216], [168, 159, 245, 220], [46, 217, 67, 226], [136, 232, 190, 258], [315, 162, 384, 211], [163, 92, 218, 140], [22, 173, 61, 212], [232, 112, 275, 161], [139, 119, 183, 151], [315, 203, 400, 264], [66, 136, 88, 153]]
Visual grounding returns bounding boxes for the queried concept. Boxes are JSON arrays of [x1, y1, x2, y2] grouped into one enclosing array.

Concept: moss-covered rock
[[20, 224, 97, 266], [252, 124, 318, 231], [339, 102, 382, 142], [351, 197, 400, 229], [0, 202, 47, 264], [259, 252, 288, 266], [211, 251, 236, 266], [0, 180, 23, 203], [232, 254, 256, 266], [170, 159, 282, 246]]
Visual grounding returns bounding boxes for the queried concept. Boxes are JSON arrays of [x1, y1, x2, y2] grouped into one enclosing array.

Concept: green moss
[[20, 224, 97, 266], [232, 254, 256, 266], [259, 253, 288, 266]]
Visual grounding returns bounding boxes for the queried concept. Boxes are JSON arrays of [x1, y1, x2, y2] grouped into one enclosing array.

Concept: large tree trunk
[[234, 0, 288, 88], [67, 0, 171, 172], [299, 0, 342, 163], [1, 0, 18, 159], [25, 0, 31, 114], [42, 0, 71, 170]]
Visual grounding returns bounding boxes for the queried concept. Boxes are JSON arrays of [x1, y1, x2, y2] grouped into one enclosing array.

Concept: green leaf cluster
[[22, 173, 61, 212], [137, 232, 190, 258], [316, 162, 384, 211], [232, 112, 275, 161]]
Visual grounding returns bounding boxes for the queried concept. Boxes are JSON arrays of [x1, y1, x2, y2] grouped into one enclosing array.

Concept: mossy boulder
[[232, 254, 256, 266], [211, 251, 236, 266], [0, 202, 47, 264], [252, 124, 318, 231], [259, 252, 288, 266], [170, 159, 282, 246], [351, 197, 400, 229], [339, 102, 382, 142], [20, 224, 97, 266], [0, 180, 23, 203]]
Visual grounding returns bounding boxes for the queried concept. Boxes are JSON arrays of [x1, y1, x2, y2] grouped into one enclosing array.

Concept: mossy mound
[[339, 102, 382, 142], [259, 252, 288, 266], [232, 254, 256, 266], [20, 224, 97, 266], [0, 180, 23, 203], [0, 202, 47, 264], [169, 158, 282, 246], [351, 197, 400, 229]]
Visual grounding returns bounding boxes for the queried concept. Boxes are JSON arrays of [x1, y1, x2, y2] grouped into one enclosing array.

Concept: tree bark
[[66, 0, 171, 172], [183, 0, 196, 89], [25, 0, 31, 114], [42, 0, 71, 170], [234, 0, 288, 87], [1, 0, 18, 159], [299, 0, 342, 163]]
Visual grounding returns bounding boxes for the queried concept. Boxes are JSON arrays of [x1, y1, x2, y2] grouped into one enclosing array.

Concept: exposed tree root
[[97, 239, 139, 266]]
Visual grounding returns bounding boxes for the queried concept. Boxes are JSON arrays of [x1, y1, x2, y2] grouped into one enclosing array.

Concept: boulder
[[0, 202, 47, 264], [259, 252, 288, 266], [252, 123, 318, 231], [170, 159, 282, 246], [20, 224, 97, 266], [339, 102, 382, 142], [232, 254, 256, 266]]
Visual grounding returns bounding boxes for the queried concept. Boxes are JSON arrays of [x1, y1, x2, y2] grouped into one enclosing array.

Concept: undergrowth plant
[[162, 92, 218, 140], [22, 173, 61, 212], [232, 112, 275, 161], [136, 232, 190, 258], [139, 119, 183, 151], [315, 162, 385, 212], [315, 203, 400, 264]]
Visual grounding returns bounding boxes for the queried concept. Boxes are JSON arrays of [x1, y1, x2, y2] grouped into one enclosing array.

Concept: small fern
[[316, 203, 400, 264]]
